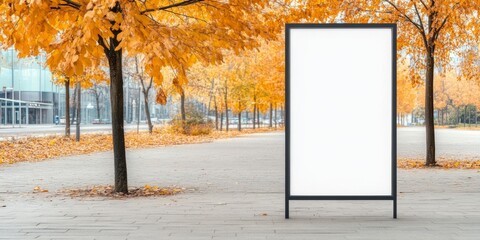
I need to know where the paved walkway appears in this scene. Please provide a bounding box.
[398,127,480,159]
[1,132,479,239]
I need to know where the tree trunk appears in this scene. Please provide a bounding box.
[65,78,70,137]
[99,10,128,193]
[220,112,223,131]
[214,100,218,130]
[143,90,153,133]
[253,104,256,129]
[464,105,467,127]
[208,79,214,120]
[442,108,446,125]
[225,107,229,132]
[225,92,229,132]
[238,111,241,131]
[456,107,460,125]
[445,105,449,125]
[269,102,273,128]
[443,109,446,125]
[425,50,436,166]
[72,84,77,124]
[475,107,478,127]
[180,89,186,121]
[257,106,260,128]
[135,55,154,133]
[95,92,101,120]
[274,104,277,129]
[75,82,81,142]
[437,110,440,125]
[468,106,472,127]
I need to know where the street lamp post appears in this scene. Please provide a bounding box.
[2,86,6,125]
[3,87,15,127]
[11,88,14,128]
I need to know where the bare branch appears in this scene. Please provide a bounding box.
[412,1,425,32]
[140,0,204,14]
[383,0,423,32]
[433,16,449,41]
[60,0,81,9]
[418,0,428,10]
[162,9,208,23]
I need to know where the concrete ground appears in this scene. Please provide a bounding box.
[397,127,480,159]
[2,125,480,160]
[1,132,479,239]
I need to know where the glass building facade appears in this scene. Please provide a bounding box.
[0,48,175,126]
[0,48,58,124]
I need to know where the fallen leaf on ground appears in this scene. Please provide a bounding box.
[60,185,186,199]
[33,186,49,193]
[398,159,480,169]
[0,127,282,166]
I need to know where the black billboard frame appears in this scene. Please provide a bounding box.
[285,23,397,219]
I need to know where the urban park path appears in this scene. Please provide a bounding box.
[1,132,479,239]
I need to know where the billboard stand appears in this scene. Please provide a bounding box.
[285,23,397,219]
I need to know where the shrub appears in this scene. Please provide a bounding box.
[170,103,213,135]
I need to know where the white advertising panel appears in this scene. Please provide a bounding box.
[287,25,396,199]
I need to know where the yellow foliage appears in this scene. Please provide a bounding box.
[0,0,280,89]
[0,127,282,166]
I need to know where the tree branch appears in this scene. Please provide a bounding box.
[97,35,109,53]
[61,0,81,9]
[412,1,425,33]
[418,0,428,10]
[162,9,208,23]
[383,0,423,32]
[411,1,429,48]
[147,77,153,91]
[433,16,449,41]
[140,0,204,14]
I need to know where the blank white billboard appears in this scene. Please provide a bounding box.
[288,26,395,197]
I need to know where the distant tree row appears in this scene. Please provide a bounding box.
[398,63,480,127]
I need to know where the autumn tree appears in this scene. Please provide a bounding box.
[185,39,285,131]
[229,61,249,131]
[0,0,278,193]
[186,64,218,121]
[446,70,479,126]
[53,69,100,137]
[397,62,417,125]
[89,82,108,121]
[255,40,284,128]
[124,55,154,133]
[433,71,454,125]
[292,0,480,166]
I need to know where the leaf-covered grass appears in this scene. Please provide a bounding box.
[434,125,480,131]
[0,126,281,165]
[398,159,480,169]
